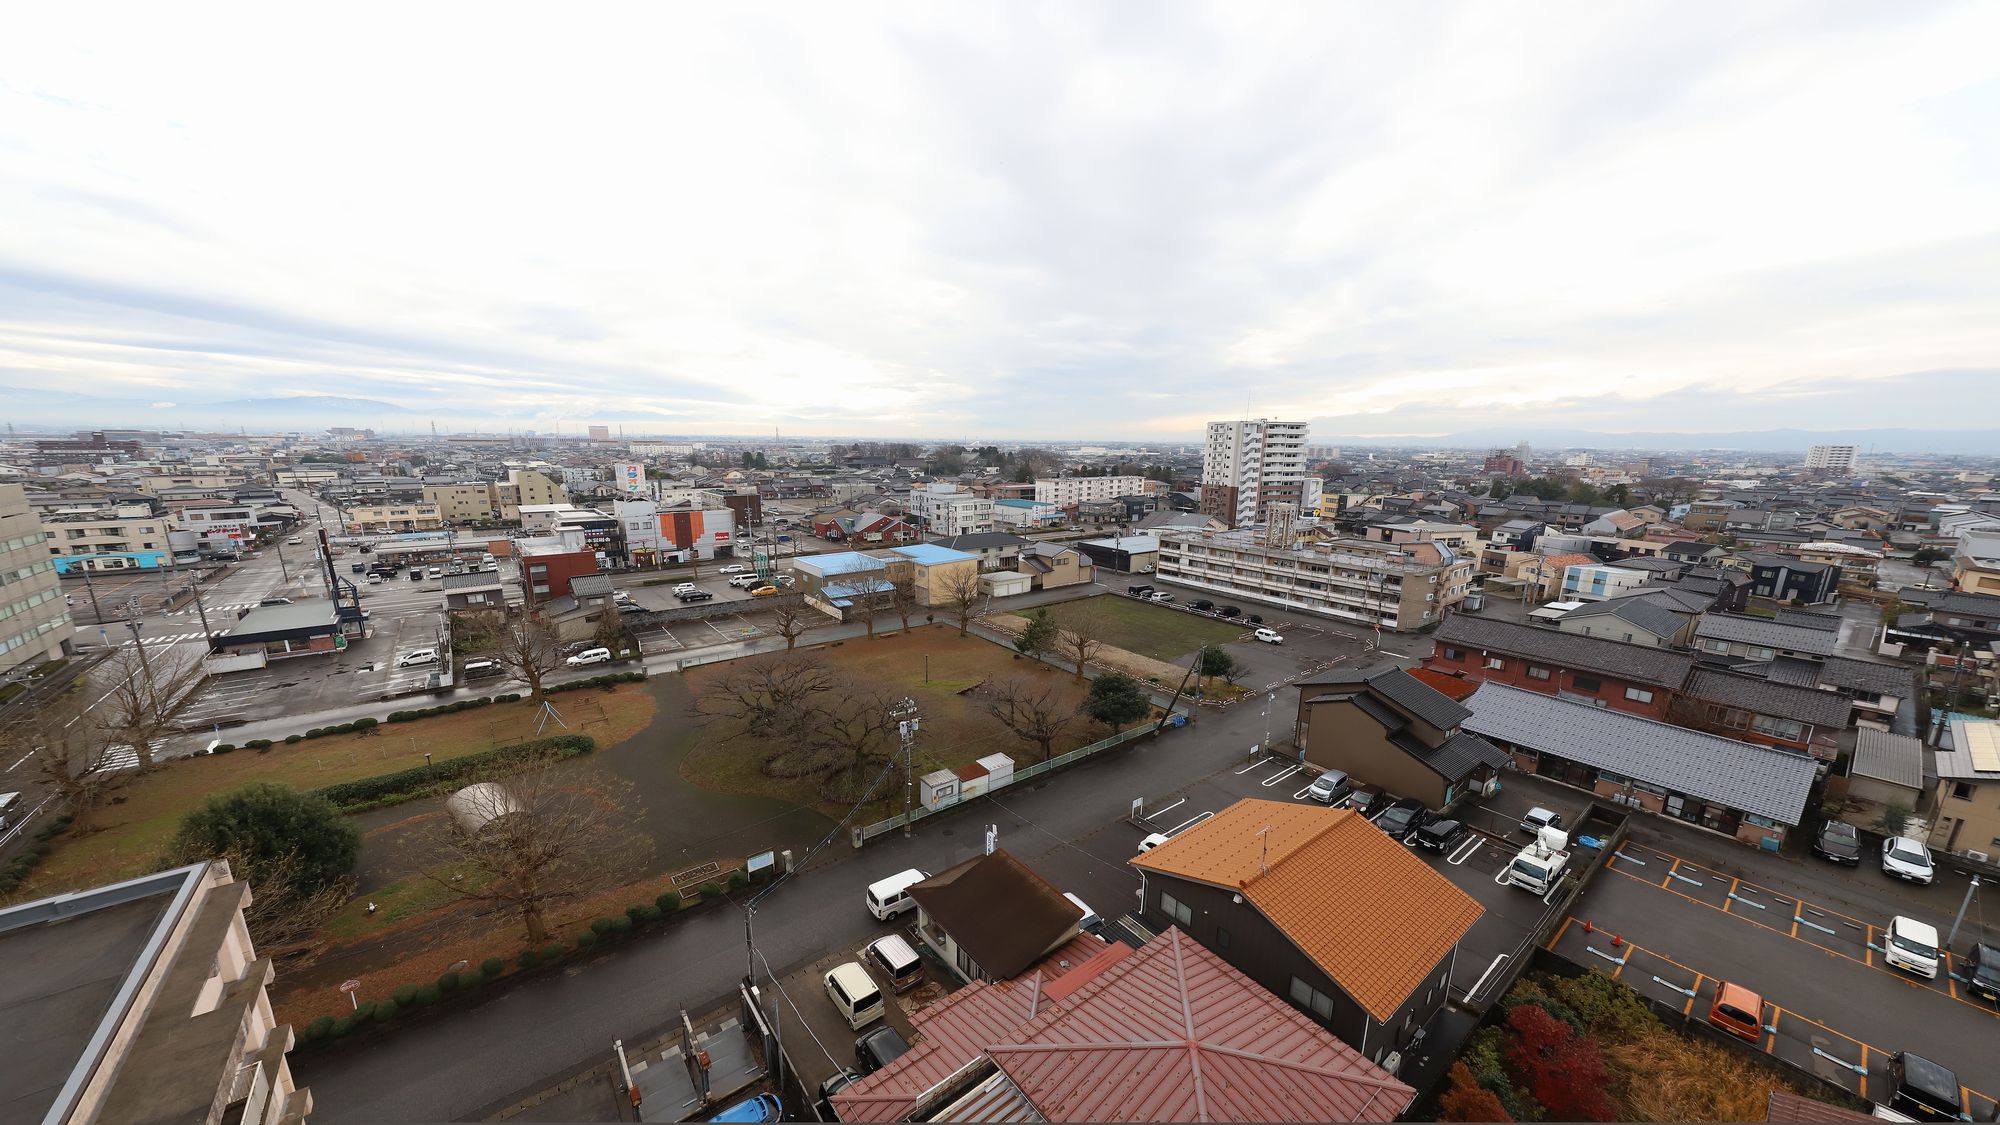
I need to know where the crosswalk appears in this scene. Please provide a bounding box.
[135,631,213,647]
[98,744,140,771]
[163,601,261,617]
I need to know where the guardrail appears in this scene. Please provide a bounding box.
[851,720,1171,845]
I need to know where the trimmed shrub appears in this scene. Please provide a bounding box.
[284,734,303,744]
[656,890,682,913]
[575,931,598,949]
[517,948,540,970]
[393,983,419,1007]
[354,717,378,730]
[210,743,236,754]
[628,903,663,925]
[480,957,505,978]
[607,915,634,936]
[415,983,442,1006]
[699,880,723,900]
[457,970,485,990]
[329,1016,355,1039]
[349,1001,375,1025]
[304,727,327,739]
[542,941,566,961]
[436,971,460,994]
[727,869,749,891]
[246,738,273,749]
[497,692,522,702]
[590,916,618,937]
[373,998,400,1022]
[308,734,596,811]
[303,1015,336,1043]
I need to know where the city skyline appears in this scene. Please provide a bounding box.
[3,4,1998,441]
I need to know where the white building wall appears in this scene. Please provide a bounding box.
[1032,476,1148,506]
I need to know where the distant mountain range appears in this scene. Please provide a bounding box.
[1322,427,2000,456]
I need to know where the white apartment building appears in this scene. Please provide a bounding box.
[344,502,444,534]
[909,485,993,536]
[42,504,174,573]
[1032,476,1149,507]
[1804,444,1857,475]
[1,484,73,676]
[1201,418,1309,527]
[1154,525,1472,631]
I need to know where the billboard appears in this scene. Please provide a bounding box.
[614,462,646,495]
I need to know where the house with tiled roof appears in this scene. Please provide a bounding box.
[1292,668,1509,810]
[1131,799,1481,1059]
[1427,614,1695,720]
[831,927,1412,1123]
[910,850,1084,984]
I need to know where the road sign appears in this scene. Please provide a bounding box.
[339,979,360,992]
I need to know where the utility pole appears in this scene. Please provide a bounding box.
[77,560,104,623]
[125,620,158,709]
[1948,875,1982,949]
[275,538,291,583]
[892,698,920,837]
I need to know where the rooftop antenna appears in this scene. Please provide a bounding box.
[1256,823,1274,875]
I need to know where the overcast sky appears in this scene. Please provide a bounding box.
[2,2,1996,441]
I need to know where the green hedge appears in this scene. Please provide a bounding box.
[308,734,596,812]
[388,697,496,723]
[548,671,646,694]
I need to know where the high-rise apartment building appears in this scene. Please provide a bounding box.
[0,484,73,677]
[587,425,611,442]
[1201,419,1308,528]
[1804,444,1857,475]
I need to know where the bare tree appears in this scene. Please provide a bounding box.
[849,577,885,639]
[984,676,1076,762]
[694,652,838,743]
[97,644,204,771]
[424,760,648,946]
[767,598,821,651]
[937,566,985,636]
[0,703,123,827]
[806,686,902,801]
[156,840,355,952]
[486,611,567,702]
[1054,602,1105,681]
[887,570,919,633]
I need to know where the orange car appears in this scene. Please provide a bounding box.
[1707,981,1765,1043]
[750,584,781,597]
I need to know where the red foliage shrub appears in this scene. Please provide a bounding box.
[1503,1003,1614,1121]
[1439,1061,1514,1122]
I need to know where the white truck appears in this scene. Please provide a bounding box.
[1507,826,1571,895]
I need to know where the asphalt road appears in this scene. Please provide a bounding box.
[294,614,1408,1122]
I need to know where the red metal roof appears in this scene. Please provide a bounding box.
[832,928,1411,1123]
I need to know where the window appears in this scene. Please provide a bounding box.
[1573,675,1601,692]
[1288,976,1335,1021]
[1483,657,1505,670]
[1159,891,1192,927]
[1706,639,1731,654]
[1527,666,1551,681]
[1750,715,1804,742]
[1955,782,1976,801]
[1748,646,1776,661]
[1624,687,1655,704]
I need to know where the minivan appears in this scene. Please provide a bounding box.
[823,961,884,1031]
[0,791,20,830]
[463,659,503,679]
[1966,942,2000,1003]
[728,573,765,588]
[1886,1051,1963,1122]
[397,648,439,668]
[866,868,929,920]
[1306,769,1352,806]
[1705,981,1764,1043]
[866,934,925,993]
[1884,915,1940,979]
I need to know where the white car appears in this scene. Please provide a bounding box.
[1881,837,1935,884]
[728,573,765,588]
[1884,915,1940,979]
[672,582,698,595]
[1253,628,1284,644]
[613,590,634,604]
[718,564,747,574]
[566,647,613,667]
[396,648,439,668]
[286,536,302,545]
[1137,832,1171,853]
[425,566,443,579]
[365,573,382,584]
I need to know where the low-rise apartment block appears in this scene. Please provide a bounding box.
[42,504,173,573]
[343,503,443,535]
[422,480,500,523]
[1033,475,1149,508]
[908,485,993,536]
[1155,527,1472,631]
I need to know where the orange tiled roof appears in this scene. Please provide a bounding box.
[1132,799,1482,1022]
[1405,666,1479,701]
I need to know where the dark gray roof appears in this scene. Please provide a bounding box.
[1297,667,1471,730]
[218,601,339,637]
[1422,731,1510,782]
[1463,683,1816,826]
[938,533,1030,551]
[442,571,502,591]
[1901,588,2000,616]
[1850,729,1923,790]
[1745,552,1833,573]
[1773,608,1842,632]
[1558,597,1686,640]
[568,573,614,597]
[1684,668,1850,728]
[1434,615,1696,688]
[1693,614,1837,656]
[1819,657,1915,698]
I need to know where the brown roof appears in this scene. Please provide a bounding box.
[834,928,1412,1123]
[1765,1090,1875,1124]
[1405,666,1480,702]
[1132,799,1482,1021]
[909,850,1082,980]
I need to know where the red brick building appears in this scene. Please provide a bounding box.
[1425,615,1691,721]
[519,544,598,607]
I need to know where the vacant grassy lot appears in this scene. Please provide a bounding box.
[1042,594,1246,663]
[682,626,1104,818]
[24,683,655,894]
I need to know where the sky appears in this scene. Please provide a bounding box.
[2,2,1997,443]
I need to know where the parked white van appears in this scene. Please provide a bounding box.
[1884,915,1940,979]
[865,868,929,921]
[823,961,884,1031]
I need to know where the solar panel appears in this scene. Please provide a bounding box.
[1966,722,2000,775]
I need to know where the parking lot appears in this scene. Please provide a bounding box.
[766,943,926,1107]
[1557,829,2000,1111]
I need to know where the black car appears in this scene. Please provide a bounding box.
[1373,798,1428,839]
[1413,818,1465,851]
[1217,606,1241,618]
[1189,599,1214,611]
[1127,584,1155,598]
[677,590,716,602]
[855,1026,910,1075]
[1812,821,1862,865]
[1967,944,2000,1003]
[1247,614,1263,625]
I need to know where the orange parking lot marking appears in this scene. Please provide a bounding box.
[1546,916,1573,950]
